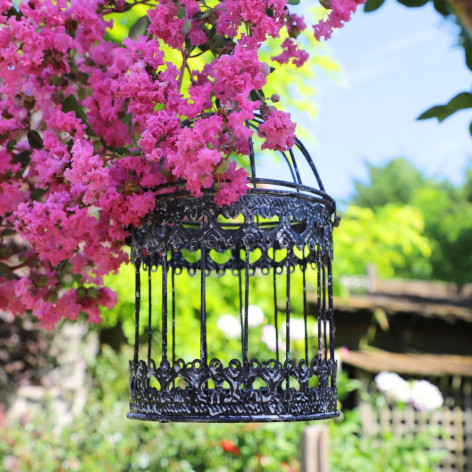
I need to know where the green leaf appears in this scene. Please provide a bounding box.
[63,94,87,123]
[417,105,450,122]
[31,188,47,201]
[1,228,16,237]
[249,89,264,102]
[13,150,32,167]
[27,130,43,149]
[6,139,17,152]
[210,33,226,51]
[417,92,472,122]
[364,0,386,13]
[448,92,472,111]
[396,0,429,7]
[129,16,150,39]
[63,94,97,137]
[465,41,472,71]
[177,6,186,18]
[114,147,129,155]
[182,19,192,35]
[122,113,134,136]
[288,0,300,4]
[0,262,11,277]
[215,159,230,175]
[469,121,472,137]
[432,0,450,15]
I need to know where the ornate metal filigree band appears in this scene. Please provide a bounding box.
[128,357,338,423]
[131,192,334,271]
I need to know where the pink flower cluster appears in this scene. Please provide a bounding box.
[0,0,360,327]
[314,0,367,41]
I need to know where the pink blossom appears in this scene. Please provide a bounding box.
[65,139,110,204]
[314,0,366,41]
[286,13,306,36]
[0,182,29,217]
[169,116,225,196]
[0,1,12,14]
[213,45,267,109]
[271,38,309,67]
[259,110,296,151]
[148,2,185,50]
[214,162,249,207]
[0,0,361,328]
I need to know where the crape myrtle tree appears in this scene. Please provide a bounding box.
[0,0,365,328]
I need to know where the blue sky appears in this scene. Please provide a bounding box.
[300,1,471,201]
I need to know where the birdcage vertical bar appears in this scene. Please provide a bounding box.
[243,248,250,364]
[147,265,152,364]
[322,257,328,360]
[316,250,323,360]
[273,251,279,362]
[161,252,168,361]
[171,253,176,367]
[302,253,309,361]
[328,258,335,361]
[238,267,244,361]
[134,261,141,363]
[285,248,291,360]
[200,246,207,364]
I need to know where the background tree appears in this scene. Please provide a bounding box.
[352,158,426,208]
[351,157,472,288]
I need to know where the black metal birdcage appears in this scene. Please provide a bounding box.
[127,118,339,423]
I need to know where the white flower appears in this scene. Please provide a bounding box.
[410,380,443,412]
[261,325,285,353]
[289,318,306,341]
[217,314,241,339]
[247,305,264,327]
[375,371,410,403]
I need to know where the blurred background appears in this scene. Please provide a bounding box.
[1,1,472,471]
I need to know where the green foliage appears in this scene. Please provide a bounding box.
[0,346,444,472]
[352,158,426,208]
[334,204,432,279]
[329,409,445,472]
[464,166,472,202]
[0,346,304,472]
[417,92,472,130]
[411,185,472,287]
[350,158,472,286]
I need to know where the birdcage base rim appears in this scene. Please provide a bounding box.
[126,411,340,423]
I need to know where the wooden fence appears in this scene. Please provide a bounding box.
[360,376,472,471]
